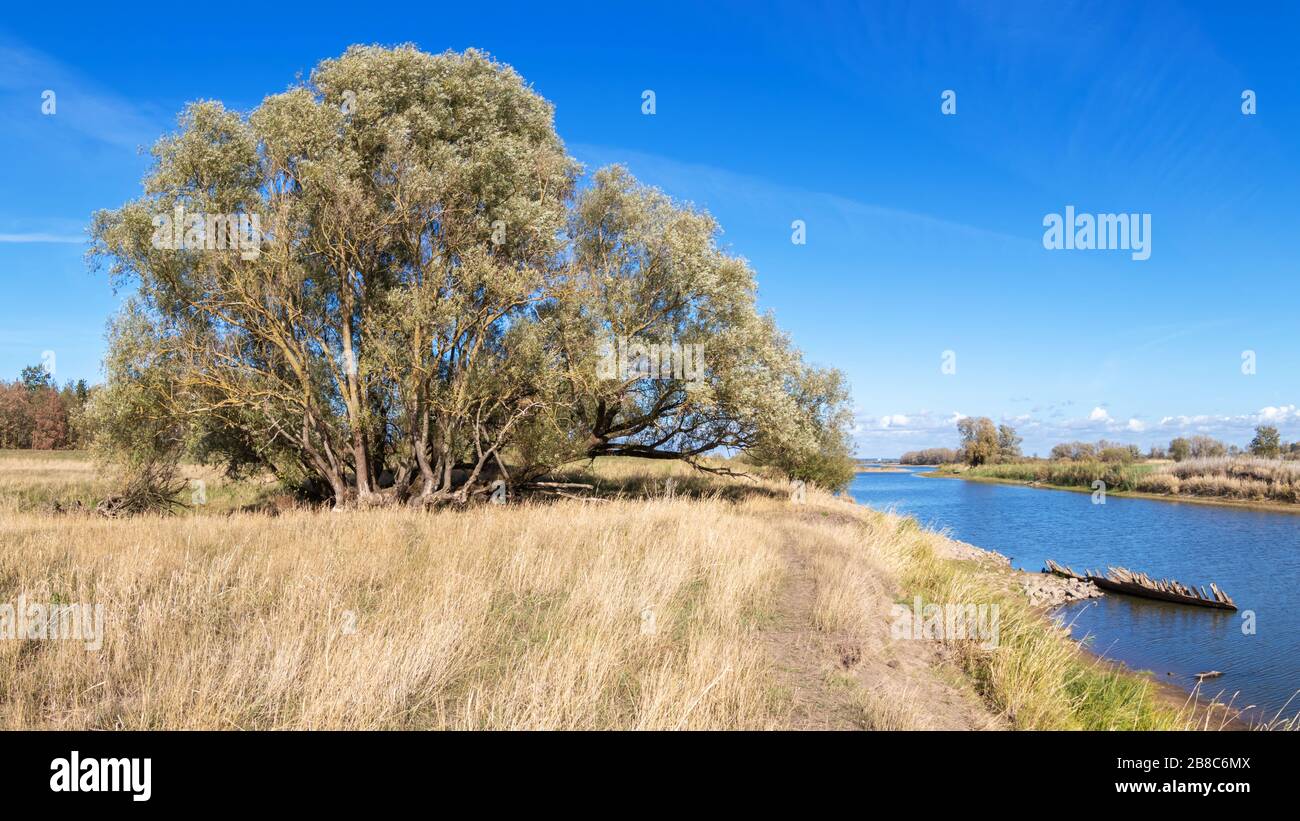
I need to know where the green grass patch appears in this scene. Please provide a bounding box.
[893,517,1185,729]
[943,461,1156,493]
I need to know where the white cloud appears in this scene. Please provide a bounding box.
[1259,405,1298,422]
[1155,406,1300,431]
[853,403,1300,458]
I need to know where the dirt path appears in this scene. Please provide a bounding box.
[761,533,863,729]
[760,516,1006,730]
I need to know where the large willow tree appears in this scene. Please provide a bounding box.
[90,45,854,507]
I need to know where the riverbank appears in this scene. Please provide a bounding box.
[888,467,1286,725]
[1076,645,1251,730]
[940,539,1253,728]
[914,531,1249,728]
[1015,568,1250,728]
[0,451,1193,730]
[923,466,1300,515]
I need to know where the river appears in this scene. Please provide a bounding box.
[849,466,1300,720]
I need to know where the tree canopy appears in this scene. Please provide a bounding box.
[957,417,1000,466]
[0,366,90,450]
[1250,425,1281,458]
[89,45,855,506]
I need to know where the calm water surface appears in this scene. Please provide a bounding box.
[850,467,1300,718]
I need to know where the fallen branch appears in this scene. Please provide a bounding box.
[528,481,596,490]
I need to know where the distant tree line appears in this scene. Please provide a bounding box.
[903,422,1300,470]
[899,447,961,465]
[1049,439,1144,463]
[0,364,93,449]
[1155,431,1290,462]
[1164,435,1228,461]
[1048,426,1297,463]
[898,417,1024,467]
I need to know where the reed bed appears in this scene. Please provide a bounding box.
[1154,457,1300,502]
[949,456,1300,505]
[950,461,1154,492]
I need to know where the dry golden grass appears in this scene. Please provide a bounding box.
[856,685,930,730]
[0,451,1195,730]
[0,449,274,515]
[0,450,103,512]
[0,498,789,729]
[1151,457,1300,502]
[803,517,901,635]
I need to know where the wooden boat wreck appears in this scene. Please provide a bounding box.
[1043,559,1237,611]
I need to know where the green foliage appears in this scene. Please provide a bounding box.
[954,455,1300,506]
[996,424,1022,462]
[83,304,189,512]
[87,45,854,505]
[957,461,1156,492]
[1250,425,1281,458]
[20,363,52,392]
[1168,437,1191,462]
[1097,446,1138,463]
[557,166,849,482]
[745,364,856,490]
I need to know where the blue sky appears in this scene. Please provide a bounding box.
[1,1,1297,456]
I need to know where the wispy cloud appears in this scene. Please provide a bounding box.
[569,142,1026,247]
[855,404,1300,457]
[0,38,166,152]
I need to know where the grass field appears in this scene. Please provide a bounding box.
[0,450,1197,730]
[0,449,280,515]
